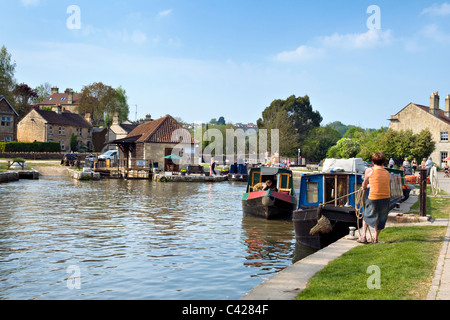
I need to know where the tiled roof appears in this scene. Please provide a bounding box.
[34,109,92,128]
[0,95,19,116]
[414,104,450,125]
[127,115,197,144]
[39,92,82,105]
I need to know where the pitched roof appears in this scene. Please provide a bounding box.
[127,115,197,144]
[413,103,450,125]
[39,92,82,105]
[34,109,92,128]
[0,95,19,117]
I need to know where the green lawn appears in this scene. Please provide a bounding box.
[296,226,447,300]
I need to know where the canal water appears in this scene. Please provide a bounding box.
[0,177,316,300]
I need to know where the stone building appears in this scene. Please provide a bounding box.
[389,91,450,167]
[0,96,19,142]
[17,108,93,152]
[38,87,81,114]
[112,114,197,171]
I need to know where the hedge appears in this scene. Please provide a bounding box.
[0,141,61,153]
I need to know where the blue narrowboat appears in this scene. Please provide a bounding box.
[293,159,405,249]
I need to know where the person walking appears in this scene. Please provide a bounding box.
[389,158,395,168]
[358,152,391,244]
[412,158,418,174]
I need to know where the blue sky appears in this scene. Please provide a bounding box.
[1,0,450,128]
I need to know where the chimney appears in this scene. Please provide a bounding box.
[144,114,153,123]
[113,112,120,125]
[430,91,440,116]
[66,89,74,104]
[445,94,450,118]
[51,87,59,95]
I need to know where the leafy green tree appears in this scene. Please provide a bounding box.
[33,82,53,104]
[13,83,38,119]
[302,126,342,162]
[79,82,129,124]
[0,45,17,103]
[327,138,361,159]
[257,95,322,157]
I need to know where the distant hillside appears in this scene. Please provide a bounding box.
[326,121,383,136]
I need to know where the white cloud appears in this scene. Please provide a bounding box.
[421,3,450,16]
[20,0,41,7]
[275,45,325,62]
[421,24,450,44]
[318,29,393,49]
[158,9,173,17]
[275,29,393,63]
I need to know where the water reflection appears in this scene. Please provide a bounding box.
[0,177,315,300]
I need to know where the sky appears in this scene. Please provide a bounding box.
[1,0,450,129]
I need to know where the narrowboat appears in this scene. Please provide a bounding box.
[242,167,297,219]
[293,158,405,249]
[228,163,249,182]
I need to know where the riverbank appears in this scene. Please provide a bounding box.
[242,172,450,300]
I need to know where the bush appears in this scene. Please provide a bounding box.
[0,141,61,153]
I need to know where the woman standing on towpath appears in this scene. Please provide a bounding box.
[358,152,391,244]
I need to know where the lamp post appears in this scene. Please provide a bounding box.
[298,148,301,166]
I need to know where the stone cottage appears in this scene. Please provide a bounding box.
[17,107,93,152]
[0,96,19,142]
[389,91,450,167]
[112,114,197,171]
[38,87,82,114]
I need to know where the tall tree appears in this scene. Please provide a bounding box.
[257,94,322,157]
[0,45,17,103]
[302,126,342,162]
[33,82,53,104]
[13,83,38,119]
[79,82,121,124]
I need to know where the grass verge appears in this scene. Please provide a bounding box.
[296,226,447,300]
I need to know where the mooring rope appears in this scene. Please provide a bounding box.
[318,187,372,240]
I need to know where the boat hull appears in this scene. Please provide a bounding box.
[293,207,362,249]
[242,191,296,220]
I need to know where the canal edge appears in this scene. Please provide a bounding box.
[240,237,363,300]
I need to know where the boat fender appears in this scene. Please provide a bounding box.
[262,194,276,207]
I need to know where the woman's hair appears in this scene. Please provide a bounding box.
[372,152,387,166]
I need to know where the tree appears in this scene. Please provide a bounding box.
[0,45,17,103]
[302,126,342,162]
[257,94,322,157]
[327,138,361,159]
[79,82,127,124]
[33,82,53,104]
[13,83,38,119]
[217,116,226,126]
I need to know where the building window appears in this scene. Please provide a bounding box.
[441,132,449,142]
[61,141,66,151]
[49,125,53,135]
[5,136,11,142]
[442,152,449,164]
[77,128,83,137]
[87,129,91,138]
[59,127,65,135]
[1,116,11,127]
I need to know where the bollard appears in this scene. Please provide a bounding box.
[420,168,427,217]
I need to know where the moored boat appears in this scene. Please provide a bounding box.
[293,158,405,249]
[242,167,297,219]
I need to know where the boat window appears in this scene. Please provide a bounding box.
[324,175,349,207]
[307,182,319,203]
[251,172,260,186]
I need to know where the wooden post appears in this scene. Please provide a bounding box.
[420,168,427,217]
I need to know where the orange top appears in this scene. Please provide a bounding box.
[365,166,390,200]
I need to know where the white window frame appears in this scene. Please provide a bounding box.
[1,116,11,127]
[59,127,66,136]
[441,132,449,142]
